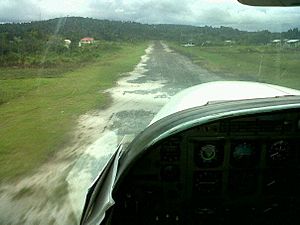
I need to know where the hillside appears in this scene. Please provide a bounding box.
[0,17,299,68]
[1,16,299,44]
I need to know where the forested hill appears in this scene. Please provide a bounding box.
[1,16,300,45]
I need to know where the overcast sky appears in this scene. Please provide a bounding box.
[0,0,299,31]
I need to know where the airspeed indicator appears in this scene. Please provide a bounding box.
[200,145,216,161]
[194,142,224,168]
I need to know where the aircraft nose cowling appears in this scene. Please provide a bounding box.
[150,81,300,125]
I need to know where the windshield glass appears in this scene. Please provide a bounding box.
[0,0,299,224]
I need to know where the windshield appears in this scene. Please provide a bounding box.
[0,0,299,224]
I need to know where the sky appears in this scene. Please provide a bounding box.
[0,0,299,32]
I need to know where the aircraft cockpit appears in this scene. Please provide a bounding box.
[80,81,300,225]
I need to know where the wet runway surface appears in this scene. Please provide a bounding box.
[66,41,223,221]
[107,41,223,137]
[0,41,225,225]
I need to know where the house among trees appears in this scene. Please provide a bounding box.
[272,39,281,43]
[285,39,300,47]
[271,39,281,46]
[182,42,195,47]
[79,37,95,47]
[64,39,71,48]
[224,40,235,45]
[270,39,300,48]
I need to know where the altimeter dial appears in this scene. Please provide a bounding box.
[268,140,289,163]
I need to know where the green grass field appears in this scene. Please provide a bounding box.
[169,43,300,90]
[0,42,147,181]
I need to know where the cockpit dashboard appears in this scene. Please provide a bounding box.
[80,83,300,225]
[110,108,300,225]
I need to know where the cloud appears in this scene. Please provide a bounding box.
[0,0,299,31]
[0,0,41,22]
[87,0,192,24]
[187,1,300,31]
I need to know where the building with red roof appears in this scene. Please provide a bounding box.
[79,37,95,47]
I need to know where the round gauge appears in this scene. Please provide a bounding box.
[194,143,223,168]
[200,145,216,161]
[233,143,253,159]
[231,142,258,167]
[268,140,289,163]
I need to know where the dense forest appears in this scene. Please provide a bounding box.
[0,16,299,67]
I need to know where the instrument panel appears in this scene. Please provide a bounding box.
[110,109,300,225]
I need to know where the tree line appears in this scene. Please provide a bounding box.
[0,16,299,67]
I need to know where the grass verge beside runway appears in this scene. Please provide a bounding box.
[0,42,147,181]
[169,43,300,90]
